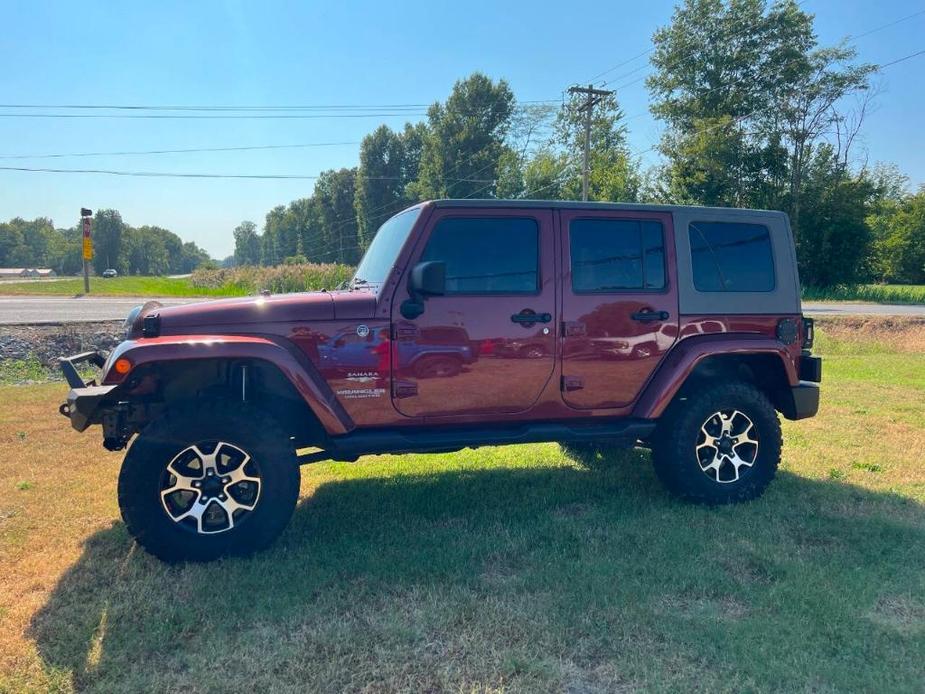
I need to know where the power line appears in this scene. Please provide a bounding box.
[852,9,925,41]
[0,141,362,160]
[878,48,925,69]
[585,48,654,85]
[0,111,429,120]
[0,99,560,113]
[0,103,429,111]
[0,165,493,183]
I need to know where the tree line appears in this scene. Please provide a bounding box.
[233,0,924,287]
[0,210,211,276]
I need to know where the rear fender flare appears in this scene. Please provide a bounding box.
[104,335,352,435]
[633,334,797,419]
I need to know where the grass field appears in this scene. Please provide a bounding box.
[803,283,925,304]
[1,321,924,692]
[0,276,230,298]
[0,264,353,299]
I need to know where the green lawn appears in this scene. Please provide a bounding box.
[803,283,925,304]
[0,276,231,297]
[1,324,923,692]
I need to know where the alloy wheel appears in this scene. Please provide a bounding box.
[159,441,262,534]
[695,410,760,484]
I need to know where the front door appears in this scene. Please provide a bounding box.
[391,208,556,418]
[559,209,679,409]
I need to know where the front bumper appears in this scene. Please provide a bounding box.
[58,351,117,432]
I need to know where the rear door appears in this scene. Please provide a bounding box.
[391,207,556,418]
[559,208,678,409]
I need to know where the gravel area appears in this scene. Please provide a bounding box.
[1,321,123,369]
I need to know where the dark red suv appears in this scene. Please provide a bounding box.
[59,200,821,562]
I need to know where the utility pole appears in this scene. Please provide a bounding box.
[568,84,614,201]
[80,208,93,294]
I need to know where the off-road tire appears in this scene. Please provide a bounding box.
[651,381,781,504]
[118,401,300,562]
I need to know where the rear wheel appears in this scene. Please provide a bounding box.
[651,381,781,504]
[118,401,300,562]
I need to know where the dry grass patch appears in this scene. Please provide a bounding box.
[814,315,925,353]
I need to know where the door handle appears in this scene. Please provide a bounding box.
[511,311,552,324]
[630,310,669,322]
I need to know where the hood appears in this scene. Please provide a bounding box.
[135,289,379,335]
[150,292,335,333]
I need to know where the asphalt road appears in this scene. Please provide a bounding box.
[800,301,925,317]
[0,296,203,324]
[0,295,923,325]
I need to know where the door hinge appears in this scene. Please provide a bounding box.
[561,375,584,392]
[393,380,418,398]
[562,321,586,337]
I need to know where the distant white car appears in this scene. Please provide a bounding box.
[102,269,118,278]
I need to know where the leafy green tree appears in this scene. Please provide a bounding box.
[355,125,410,247]
[180,241,211,273]
[233,221,261,266]
[869,187,925,284]
[647,0,870,223]
[411,73,515,199]
[796,147,875,286]
[288,197,322,262]
[91,209,127,274]
[523,151,572,199]
[315,168,359,264]
[0,221,23,265]
[124,226,170,275]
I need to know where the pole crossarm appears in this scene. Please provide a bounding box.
[568,84,615,201]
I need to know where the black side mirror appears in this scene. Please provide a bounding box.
[401,261,445,319]
[409,261,445,297]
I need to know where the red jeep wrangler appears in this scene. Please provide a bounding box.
[59,200,821,562]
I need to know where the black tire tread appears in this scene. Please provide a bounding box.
[117,400,300,563]
[651,381,781,504]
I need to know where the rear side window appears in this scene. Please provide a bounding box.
[421,217,538,294]
[570,219,666,292]
[689,221,775,292]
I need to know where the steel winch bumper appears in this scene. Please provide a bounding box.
[58,351,118,433]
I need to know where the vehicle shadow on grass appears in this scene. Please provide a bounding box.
[28,453,925,692]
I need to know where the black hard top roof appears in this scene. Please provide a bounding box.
[429,198,787,217]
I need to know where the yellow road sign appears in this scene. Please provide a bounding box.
[82,237,93,261]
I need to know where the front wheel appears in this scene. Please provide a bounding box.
[651,381,781,504]
[118,401,300,562]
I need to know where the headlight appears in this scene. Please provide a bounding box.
[123,305,143,338]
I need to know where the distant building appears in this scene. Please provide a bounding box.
[0,267,57,278]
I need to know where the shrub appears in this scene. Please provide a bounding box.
[189,263,354,296]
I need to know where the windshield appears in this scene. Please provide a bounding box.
[351,207,422,288]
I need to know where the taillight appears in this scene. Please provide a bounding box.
[802,316,815,350]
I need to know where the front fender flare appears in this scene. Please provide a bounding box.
[633,334,798,420]
[104,334,353,435]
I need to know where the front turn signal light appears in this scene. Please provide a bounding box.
[113,358,133,376]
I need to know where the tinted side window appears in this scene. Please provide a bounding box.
[689,222,775,292]
[570,219,666,292]
[421,217,539,294]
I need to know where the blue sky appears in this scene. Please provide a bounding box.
[2,0,922,258]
